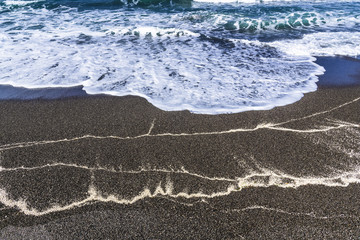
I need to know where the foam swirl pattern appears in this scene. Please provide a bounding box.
[1,1,360,113]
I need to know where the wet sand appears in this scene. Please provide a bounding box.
[0,58,360,239]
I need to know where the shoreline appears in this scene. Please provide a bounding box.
[1,57,360,238]
[1,56,359,114]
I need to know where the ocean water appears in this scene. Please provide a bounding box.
[0,0,360,113]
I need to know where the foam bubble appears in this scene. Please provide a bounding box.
[3,0,42,5]
[1,164,360,215]
[0,7,324,114]
[0,28,321,114]
[270,32,360,57]
[1,5,359,114]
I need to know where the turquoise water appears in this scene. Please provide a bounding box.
[0,0,360,113]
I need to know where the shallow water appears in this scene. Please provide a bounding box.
[0,0,360,113]
[316,57,360,87]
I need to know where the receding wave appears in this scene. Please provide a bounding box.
[0,1,359,113]
[0,21,322,113]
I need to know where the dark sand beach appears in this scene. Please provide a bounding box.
[0,57,360,239]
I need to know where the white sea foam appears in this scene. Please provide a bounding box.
[0,7,325,114]
[270,32,360,57]
[3,0,42,5]
[1,164,360,215]
[0,6,359,113]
